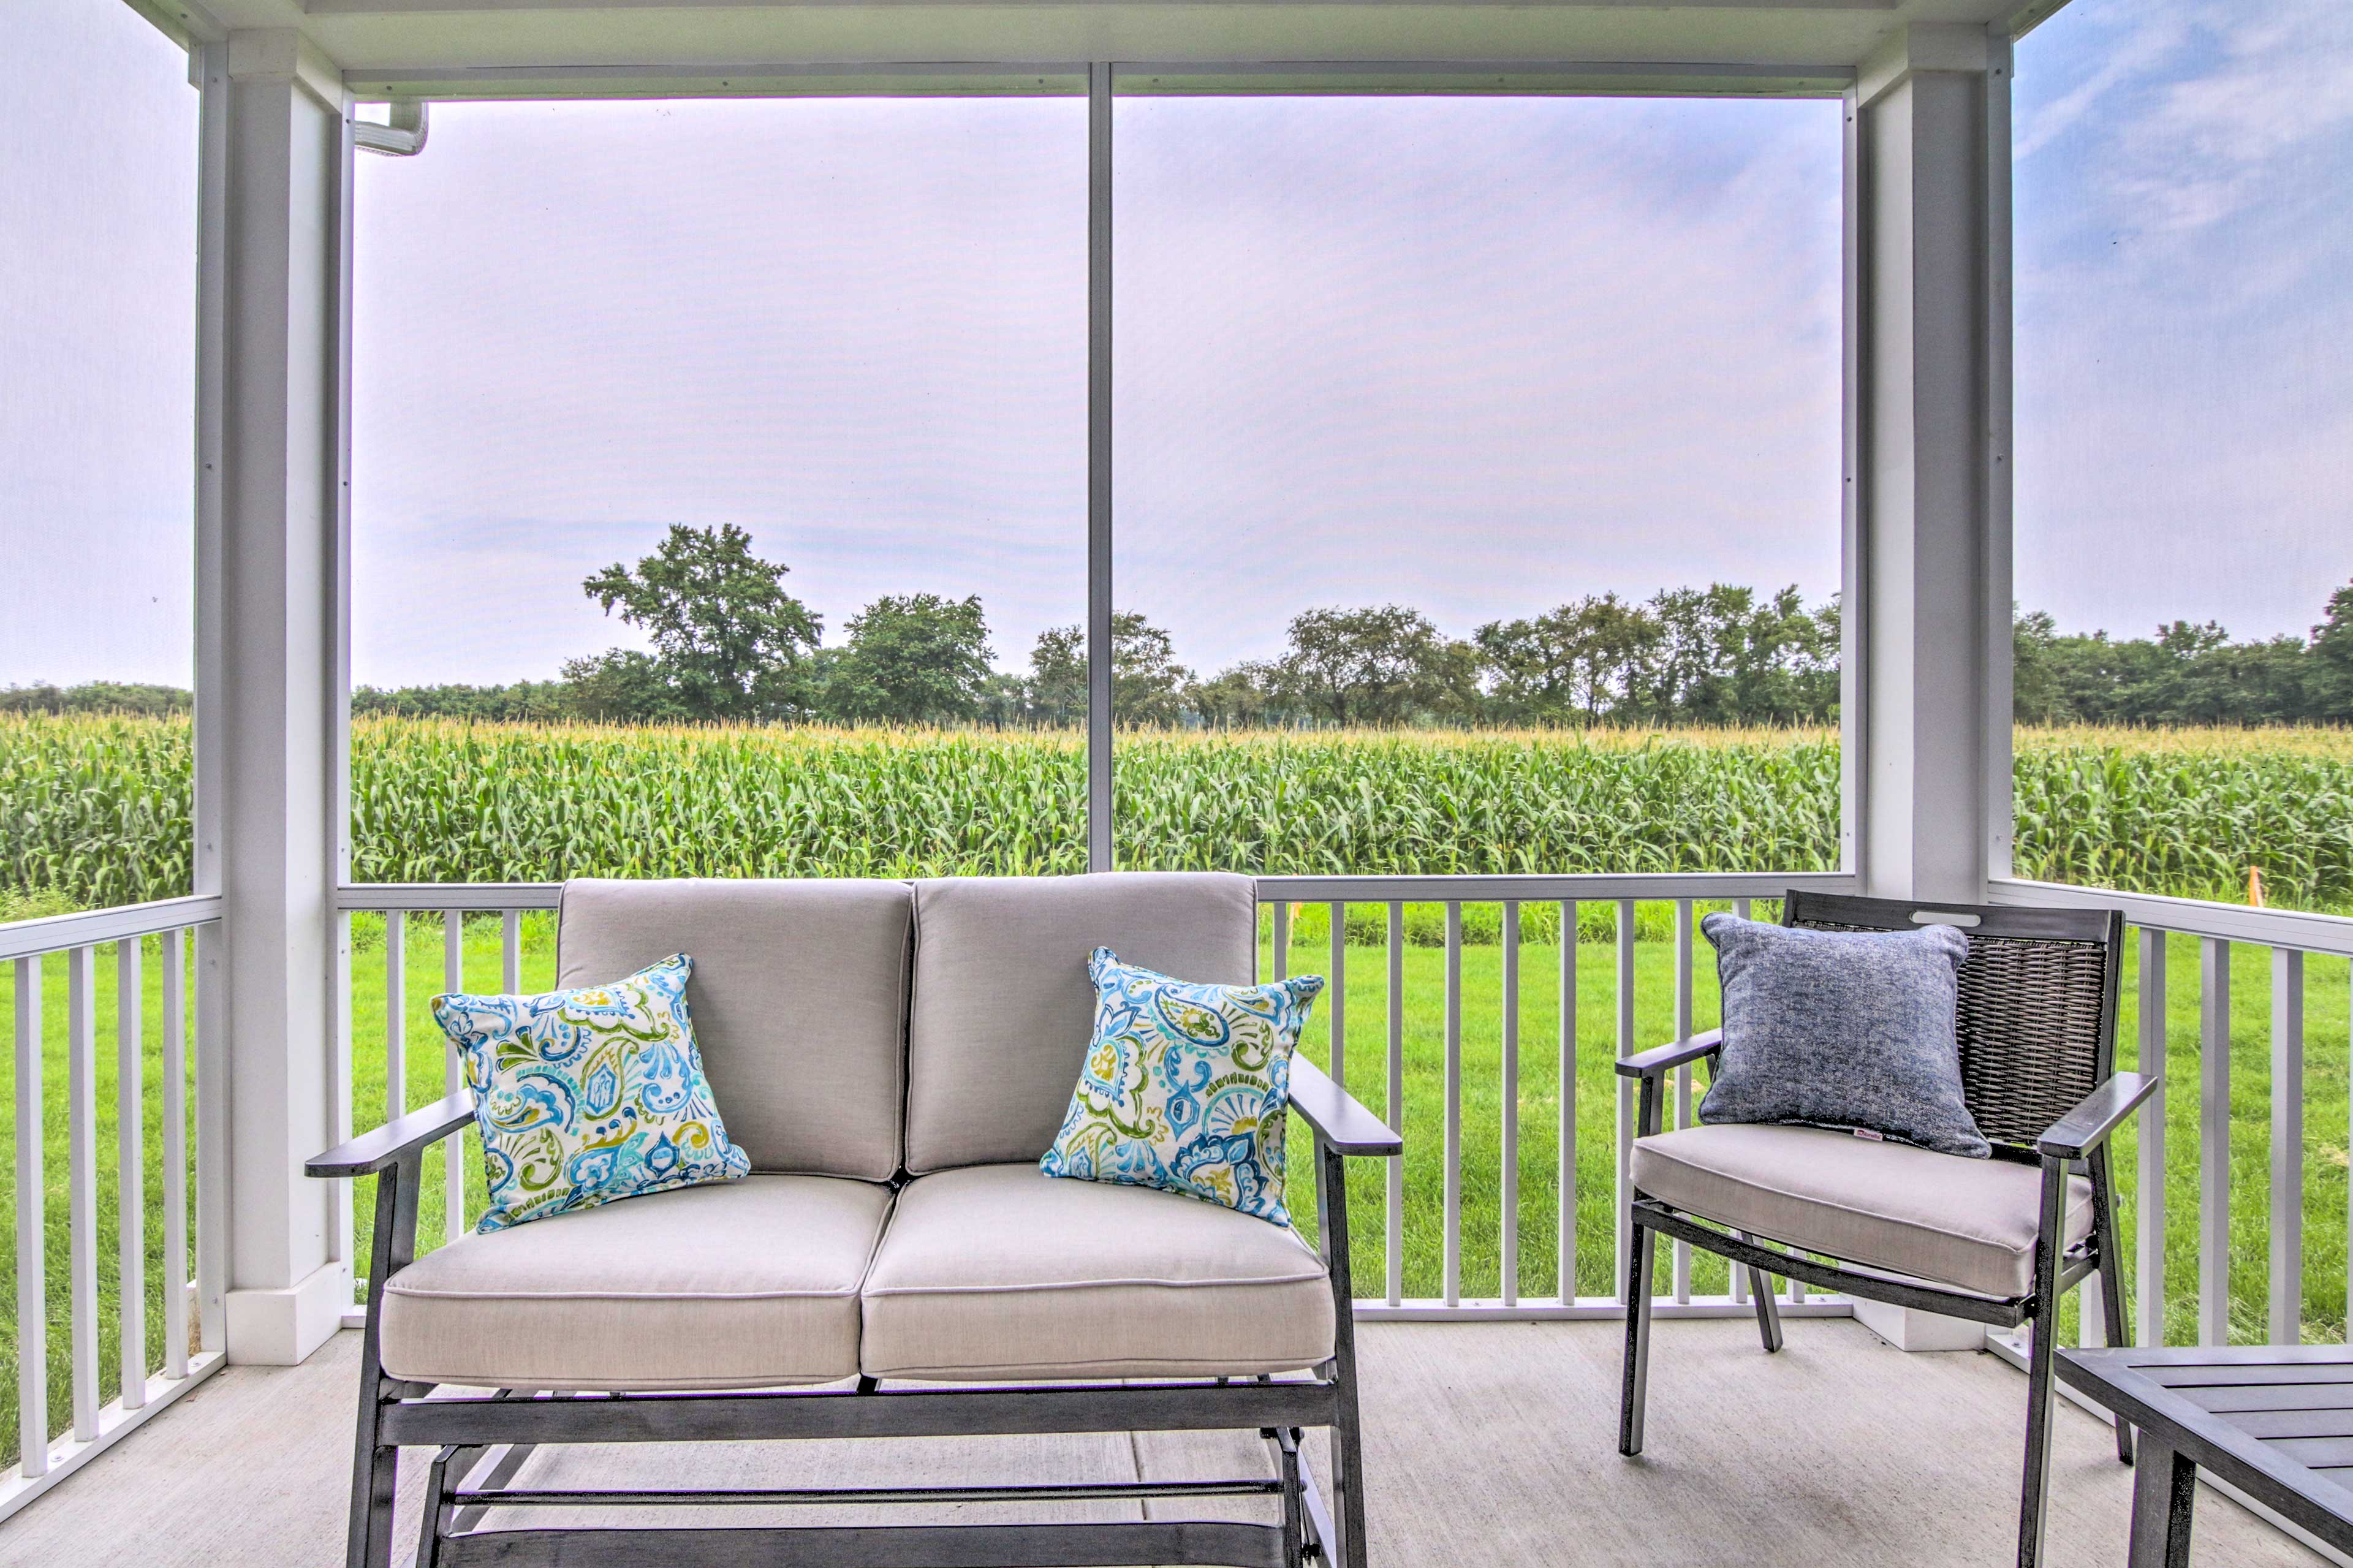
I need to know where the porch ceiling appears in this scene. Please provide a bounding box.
[143,0,2052,94]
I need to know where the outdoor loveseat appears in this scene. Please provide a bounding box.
[308,872,1400,1568]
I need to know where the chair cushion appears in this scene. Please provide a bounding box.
[1629,1123,2094,1300]
[379,1175,891,1390]
[905,873,1257,1172]
[558,877,912,1181]
[859,1164,1335,1380]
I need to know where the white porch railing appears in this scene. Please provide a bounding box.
[0,896,227,1525]
[332,873,1864,1324]
[1990,879,2353,1354]
[329,873,2353,1350]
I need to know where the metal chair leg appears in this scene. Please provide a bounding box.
[349,1157,420,1568]
[2018,1171,2069,1568]
[1619,1219,1659,1456]
[2091,1151,2135,1464]
[414,1447,457,1568]
[1734,1233,1784,1353]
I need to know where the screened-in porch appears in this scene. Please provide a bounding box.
[5,0,2352,1563]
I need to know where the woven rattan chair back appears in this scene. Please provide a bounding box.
[1779,891,2125,1152]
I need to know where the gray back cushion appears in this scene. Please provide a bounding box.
[906,873,1257,1173]
[1698,913,1990,1159]
[557,878,912,1181]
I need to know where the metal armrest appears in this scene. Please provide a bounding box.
[1615,1029,1724,1080]
[2036,1072,2160,1162]
[1291,1056,1402,1157]
[306,1091,476,1178]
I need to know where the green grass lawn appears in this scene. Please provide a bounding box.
[3,911,2347,1456]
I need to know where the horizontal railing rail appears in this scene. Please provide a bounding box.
[1991,877,2353,958]
[0,896,225,963]
[1,901,225,1526]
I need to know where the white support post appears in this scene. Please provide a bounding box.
[1847,22,2008,1354]
[1856,23,2001,910]
[212,28,354,1365]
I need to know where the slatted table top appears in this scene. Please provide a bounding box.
[2058,1344,2353,1553]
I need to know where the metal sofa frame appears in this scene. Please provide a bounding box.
[309,1055,1401,1568]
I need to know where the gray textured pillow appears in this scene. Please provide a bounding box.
[1697,914,1989,1159]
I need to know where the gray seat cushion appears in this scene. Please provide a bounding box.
[558,877,912,1181]
[905,873,1256,1172]
[1630,1123,2094,1300]
[380,1175,890,1390]
[860,1164,1335,1380]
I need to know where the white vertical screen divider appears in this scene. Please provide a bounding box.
[1384,902,1404,1308]
[502,909,523,994]
[2270,947,2305,1345]
[116,939,146,1412]
[1327,902,1346,1091]
[1558,900,1577,1305]
[66,947,99,1442]
[14,955,46,1477]
[1671,900,1693,1304]
[1729,896,1752,1304]
[384,909,406,1120]
[2136,927,2167,1347]
[1613,900,1635,1303]
[2199,937,2232,1347]
[1441,903,1463,1308]
[1499,901,1520,1307]
[162,930,189,1382]
[444,910,465,1241]
[1271,901,1288,983]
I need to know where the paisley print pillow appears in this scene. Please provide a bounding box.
[1039,948,1325,1226]
[430,953,751,1232]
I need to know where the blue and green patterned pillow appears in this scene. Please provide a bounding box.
[430,954,751,1232]
[1040,948,1325,1226]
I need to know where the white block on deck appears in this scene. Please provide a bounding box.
[1851,1296,1988,1352]
[226,1258,352,1366]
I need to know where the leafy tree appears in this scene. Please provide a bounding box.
[558,650,688,724]
[1188,663,1278,729]
[1109,613,1194,726]
[826,593,995,724]
[581,524,821,721]
[350,681,572,722]
[1022,613,1194,727]
[0,681,192,718]
[1026,624,1086,726]
[1476,595,1659,725]
[1473,607,1591,723]
[1269,605,1459,726]
[2313,581,2353,719]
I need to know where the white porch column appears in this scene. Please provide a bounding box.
[1851,24,2012,1352]
[209,29,352,1365]
[1857,23,2009,909]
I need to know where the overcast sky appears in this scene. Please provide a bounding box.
[4,0,2349,689]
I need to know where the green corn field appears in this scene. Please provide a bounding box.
[4,713,2349,914]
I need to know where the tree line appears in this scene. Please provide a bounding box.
[7,525,2349,729]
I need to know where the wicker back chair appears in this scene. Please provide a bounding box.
[1618,889,2148,1568]
[1782,890,2123,1154]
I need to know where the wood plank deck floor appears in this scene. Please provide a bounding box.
[0,1319,2324,1566]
